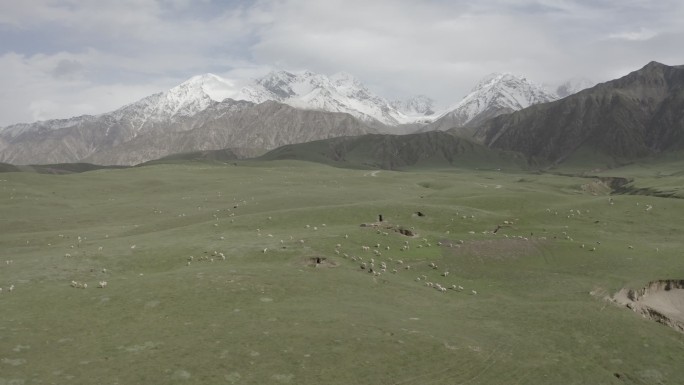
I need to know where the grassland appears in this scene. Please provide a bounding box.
[1,159,683,384]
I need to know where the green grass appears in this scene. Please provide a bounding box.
[1,159,683,384]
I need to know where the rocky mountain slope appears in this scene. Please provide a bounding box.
[426,73,558,133]
[0,70,432,165]
[0,98,376,165]
[471,61,684,165]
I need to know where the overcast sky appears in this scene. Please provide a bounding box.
[1,0,683,126]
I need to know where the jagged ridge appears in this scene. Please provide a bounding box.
[471,61,684,165]
[426,73,557,133]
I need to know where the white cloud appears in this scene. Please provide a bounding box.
[0,51,170,125]
[608,28,658,41]
[0,0,683,126]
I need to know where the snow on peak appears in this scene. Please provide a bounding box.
[330,71,364,88]
[234,69,432,125]
[438,72,558,126]
[391,95,436,117]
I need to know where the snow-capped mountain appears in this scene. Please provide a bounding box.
[114,69,435,129]
[556,78,595,98]
[0,73,236,140]
[426,73,558,132]
[0,96,377,165]
[235,70,431,126]
[390,95,437,120]
[0,69,555,165]
[0,70,402,165]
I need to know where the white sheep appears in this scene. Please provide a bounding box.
[471,290,477,295]
[8,284,14,293]
[98,281,107,288]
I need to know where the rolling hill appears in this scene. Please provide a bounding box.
[258,131,526,170]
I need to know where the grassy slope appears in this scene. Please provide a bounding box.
[1,160,683,384]
[258,132,527,171]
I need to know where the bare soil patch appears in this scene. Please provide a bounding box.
[612,280,684,333]
[301,256,339,268]
[360,222,416,237]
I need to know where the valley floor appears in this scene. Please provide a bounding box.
[1,160,683,384]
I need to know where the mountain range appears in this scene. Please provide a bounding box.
[425,73,558,133]
[2,63,651,167]
[470,61,684,165]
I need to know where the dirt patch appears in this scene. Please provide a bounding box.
[441,238,541,261]
[580,179,612,195]
[612,280,684,333]
[302,256,338,268]
[360,222,416,237]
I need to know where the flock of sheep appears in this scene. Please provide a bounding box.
[1,188,653,301]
